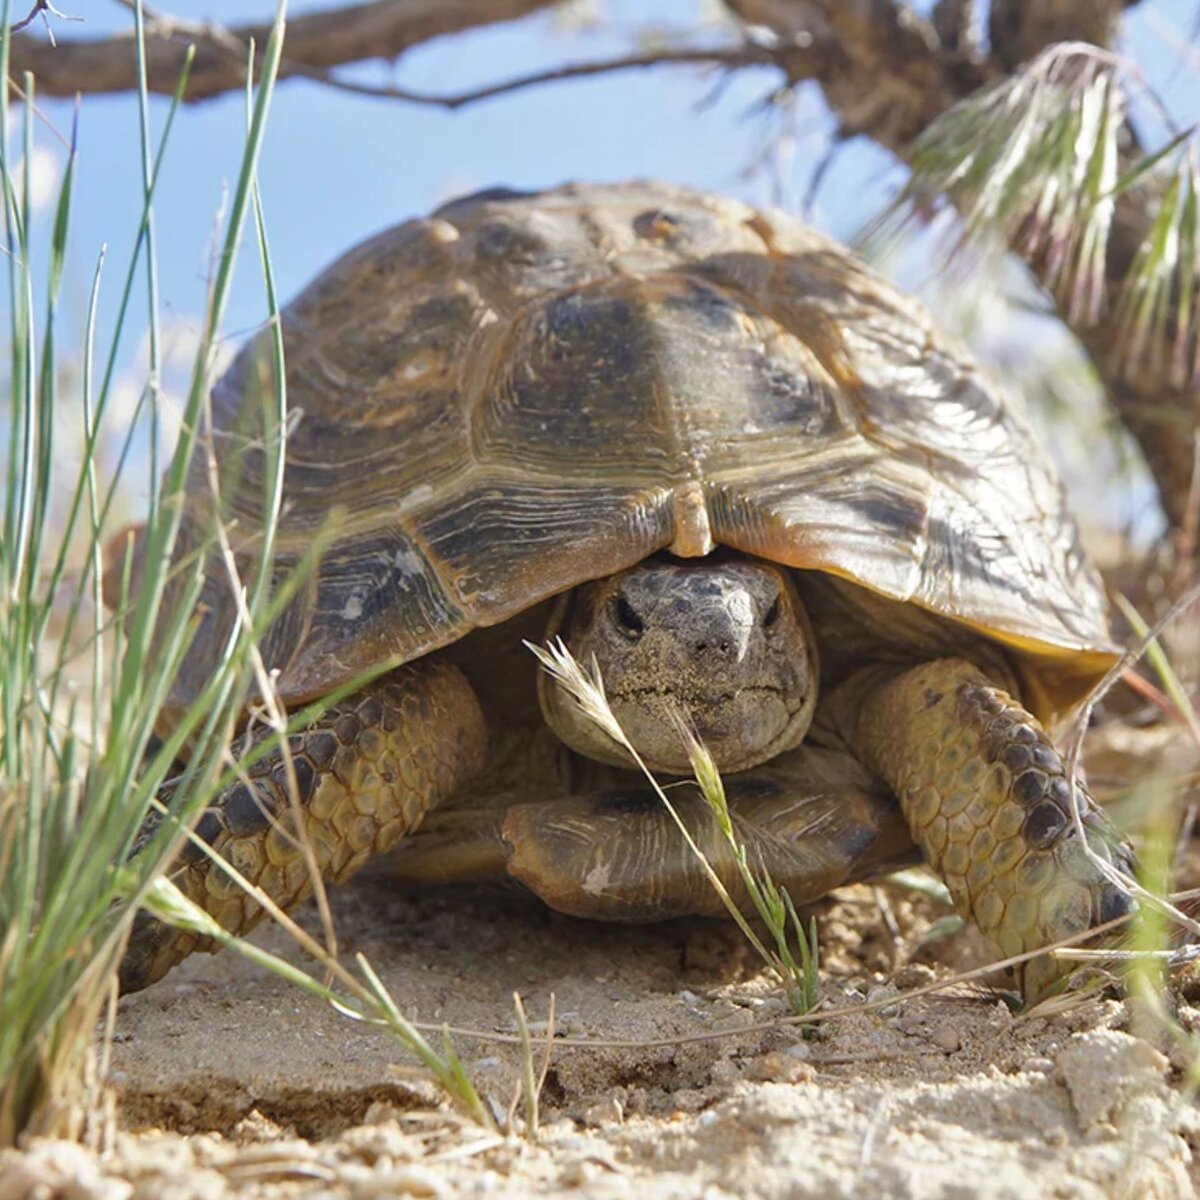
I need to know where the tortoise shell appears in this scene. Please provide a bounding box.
[168,182,1115,723]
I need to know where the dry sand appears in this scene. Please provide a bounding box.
[3,869,1198,1200]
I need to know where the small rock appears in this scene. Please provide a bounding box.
[1056,1029,1169,1131]
[748,1050,816,1083]
[349,1164,448,1199]
[558,1159,603,1189]
[866,984,900,1017]
[341,1122,422,1165]
[1021,1056,1054,1075]
[229,1110,286,1144]
[931,1025,961,1053]
[894,963,936,989]
[581,1095,624,1128]
[748,1053,794,1082]
[710,1059,742,1086]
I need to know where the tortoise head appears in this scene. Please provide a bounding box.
[538,556,819,775]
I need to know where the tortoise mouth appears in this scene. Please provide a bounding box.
[606,685,807,774]
[612,683,793,706]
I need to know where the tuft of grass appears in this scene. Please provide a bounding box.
[509,990,555,1141]
[528,637,822,1015]
[0,0,290,1145]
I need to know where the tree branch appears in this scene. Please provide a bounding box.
[988,0,1127,69]
[280,43,783,109]
[6,0,561,102]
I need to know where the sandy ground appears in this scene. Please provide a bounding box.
[4,864,1199,1200]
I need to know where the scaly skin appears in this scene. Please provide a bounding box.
[119,659,487,993]
[501,771,914,921]
[843,658,1135,1002]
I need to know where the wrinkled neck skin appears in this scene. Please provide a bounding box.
[537,556,818,775]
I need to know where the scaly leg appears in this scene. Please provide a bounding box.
[120,659,487,992]
[496,748,915,921]
[835,658,1134,1002]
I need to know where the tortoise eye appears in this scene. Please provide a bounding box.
[763,596,781,628]
[612,593,645,639]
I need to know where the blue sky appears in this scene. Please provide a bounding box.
[13,0,1200,534]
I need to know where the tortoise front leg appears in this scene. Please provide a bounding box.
[835,658,1134,1002]
[496,749,916,921]
[120,658,487,992]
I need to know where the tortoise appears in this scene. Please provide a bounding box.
[119,181,1134,1001]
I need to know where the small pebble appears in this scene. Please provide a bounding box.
[349,1164,447,1199]
[340,1123,421,1165]
[931,1025,961,1053]
[559,1160,603,1189]
[866,984,900,1017]
[581,1095,624,1128]
[1022,1056,1055,1075]
[894,963,936,989]
[710,1059,742,1086]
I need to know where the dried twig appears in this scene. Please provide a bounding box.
[10,0,81,44]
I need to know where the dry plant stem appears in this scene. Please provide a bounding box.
[508,992,555,1140]
[1113,593,1200,749]
[10,0,80,40]
[1063,578,1200,937]
[1055,946,1200,961]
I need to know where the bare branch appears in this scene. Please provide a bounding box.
[931,0,978,54]
[989,0,1128,69]
[292,43,782,109]
[727,0,994,145]
[6,0,561,102]
[11,1,82,45]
